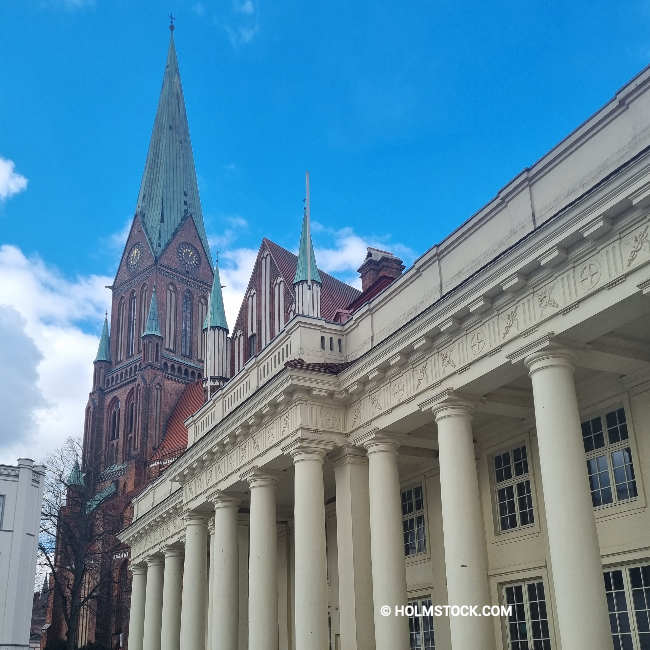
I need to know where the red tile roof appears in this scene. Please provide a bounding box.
[149,381,205,463]
[264,239,361,320]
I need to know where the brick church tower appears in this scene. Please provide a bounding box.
[44,28,214,650]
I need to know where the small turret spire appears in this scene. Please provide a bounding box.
[204,259,229,331]
[95,314,111,362]
[142,285,162,337]
[67,458,84,487]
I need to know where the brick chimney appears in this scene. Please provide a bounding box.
[357,247,405,292]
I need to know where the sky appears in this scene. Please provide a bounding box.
[1,0,650,464]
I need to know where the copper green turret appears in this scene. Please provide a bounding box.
[94,315,111,362]
[293,212,321,285]
[142,285,162,337]
[134,31,212,264]
[204,260,229,331]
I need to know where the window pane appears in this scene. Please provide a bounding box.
[506,585,528,650]
[414,486,424,512]
[517,480,535,526]
[495,452,513,483]
[421,599,435,650]
[402,489,414,516]
[498,486,517,531]
[403,518,416,556]
[416,515,427,554]
[527,582,551,650]
[513,445,529,477]
[409,599,435,650]
[604,570,634,650]
[409,603,422,650]
[587,456,613,507]
[582,416,605,453]
[611,448,637,502]
[630,565,650,648]
[606,408,629,444]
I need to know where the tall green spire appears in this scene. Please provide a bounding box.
[204,261,229,331]
[293,212,321,285]
[95,314,111,362]
[134,32,212,263]
[142,285,162,337]
[67,459,84,487]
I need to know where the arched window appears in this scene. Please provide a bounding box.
[198,296,208,360]
[83,406,92,466]
[181,291,193,358]
[165,284,177,351]
[139,283,149,351]
[125,390,135,457]
[109,400,121,441]
[116,298,126,362]
[261,253,271,346]
[153,384,162,446]
[274,278,285,336]
[127,291,137,357]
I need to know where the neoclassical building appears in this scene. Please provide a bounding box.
[118,39,650,650]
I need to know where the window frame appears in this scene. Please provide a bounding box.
[579,395,646,519]
[408,595,436,650]
[603,561,650,650]
[400,482,429,562]
[501,578,553,650]
[487,435,540,541]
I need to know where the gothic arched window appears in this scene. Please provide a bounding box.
[165,284,177,351]
[139,283,149,350]
[198,296,208,360]
[153,384,162,446]
[116,298,126,362]
[127,291,137,357]
[125,390,135,457]
[109,400,121,441]
[181,291,193,358]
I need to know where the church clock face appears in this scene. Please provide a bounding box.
[177,242,201,270]
[127,243,143,271]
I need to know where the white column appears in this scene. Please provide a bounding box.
[128,564,148,650]
[246,469,279,650]
[143,556,165,650]
[364,438,409,650]
[160,547,184,650]
[207,520,214,650]
[180,513,209,650]
[433,397,495,650]
[290,441,333,650]
[211,493,241,650]
[526,349,613,650]
[332,446,375,650]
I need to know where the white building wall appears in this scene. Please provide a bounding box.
[0,459,45,650]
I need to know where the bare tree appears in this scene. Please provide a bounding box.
[39,437,127,650]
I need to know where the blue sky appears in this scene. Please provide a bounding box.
[1,0,649,461]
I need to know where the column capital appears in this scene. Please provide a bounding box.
[162,545,184,559]
[525,347,577,376]
[240,465,280,488]
[145,554,164,567]
[183,510,209,526]
[330,444,368,469]
[207,490,241,510]
[131,562,148,576]
[362,434,401,455]
[429,390,477,422]
[283,438,336,463]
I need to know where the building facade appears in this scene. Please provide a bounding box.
[0,460,46,650]
[117,54,650,650]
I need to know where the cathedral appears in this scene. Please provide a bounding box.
[44,26,396,649]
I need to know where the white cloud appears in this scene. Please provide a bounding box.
[0,245,111,465]
[108,218,132,250]
[208,215,249,253]
[0,156,28,201]
[225,23,260,46]
[312,224,416,277]
[218,247,258,328]
[234,0,255,14]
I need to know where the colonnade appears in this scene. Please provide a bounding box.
[128,349,614,650]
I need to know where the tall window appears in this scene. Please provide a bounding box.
[127,291,137,357]
[198,296,208,360]
[409,598,435,650]
[274,278,285,336]
[249,334,257,359]
[165,284,177,351]
[402,485,426,556]
[181,291,193,358]
[504,581,552,650]
[139,283,149,350]
[0,494,5,529]
[493,444,534,532]
[582,406,638,508]
[153,384,162,446]
[116,298,126,362]
[604,564,650,649]
[247,291,257,357]
[109,400,120,441]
